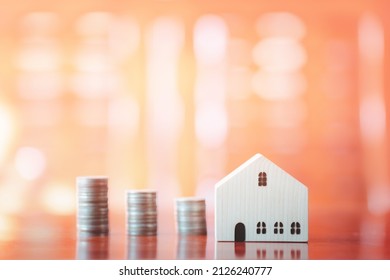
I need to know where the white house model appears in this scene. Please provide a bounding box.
[215,154,308,242]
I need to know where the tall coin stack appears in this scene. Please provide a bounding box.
[126,190,157,236]
[175,197,207,235]
[76,176,109,235]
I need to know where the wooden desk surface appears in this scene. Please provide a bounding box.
[1,206,389,260]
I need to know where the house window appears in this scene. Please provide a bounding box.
[290,222,301,235]
[256,222,266,234]
[258,172,267,187]
[274,222,284,234]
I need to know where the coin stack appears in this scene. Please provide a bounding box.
[175,197,207,235]
[126,190,157,236]
[76,176,109,235]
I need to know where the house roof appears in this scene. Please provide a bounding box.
[215,153,262,189]
[215,153,306,190]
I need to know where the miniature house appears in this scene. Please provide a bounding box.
[215,154,308,242]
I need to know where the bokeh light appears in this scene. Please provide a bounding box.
[14,147,46,181]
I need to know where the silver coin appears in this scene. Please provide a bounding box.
[176,217,205,222]
[126,210,156,214]
[126,214,157,219]
[177,231,207,235]
[78,224,109,228]
[176,208,205,213]
[127,201,156,206]
[77,218,109,223]
[77,216,109,221]
[127,225,157,230]
[78,201,109,206]
[78,211,108,215]
[77,190,108,196]
[77,184,108,189]
[177,226,207,231]
[126,216,157,221]
[126,200,155,204]
[127,217,157,222]
[77,176,108,183]
[77,222,109,226]
[126,197,156,201]
[78,208,108,212]
[176,204,205,210]
[127,227,157,231]
[127,231,157,236]
[77,212,108,217]
[175,201,205,205]
[77,222,108,226]
[126,211,157,215]
[127,203,157,210]
[176,211,205,215]
[126,210,157,215]
[175,214,205,219]
[78,195,107,200]
[77,196,108,202]
[78,208,109,214]
[77,200,108,207]
[78,200,108,204]
[176,222,206,227]
[127,218,157,222]
[127,226,157,230]
[77,211,109,216]
[77,183,108,187]
[77,184,108,188]
[177,228,206,233]
[177,224,207,229]
[78,226,109,232]
[126,228,157,231]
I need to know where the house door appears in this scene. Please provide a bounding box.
[234,222,246,242]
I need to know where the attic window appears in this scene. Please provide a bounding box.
[290,222,301,235]
[258,172,267,187]
[256,222,266,234]
[274,222,284,234]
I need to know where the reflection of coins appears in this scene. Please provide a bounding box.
[126,190,157,236]
[127,236,157,260]
[175,197,207,235]
[77,234,109,260]
[76,176,109,235]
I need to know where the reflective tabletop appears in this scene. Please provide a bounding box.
[1,205,389,260]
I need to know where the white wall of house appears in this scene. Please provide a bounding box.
[215,154,308,242]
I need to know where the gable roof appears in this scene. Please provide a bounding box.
[215,153,306,190]
[215,153,262,189]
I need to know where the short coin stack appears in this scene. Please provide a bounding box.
[126,190,157,236]
[175,197,207,235]
[76,176,109,235]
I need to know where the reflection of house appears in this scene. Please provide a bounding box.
[215,154,308,242]
[216,242,308,260]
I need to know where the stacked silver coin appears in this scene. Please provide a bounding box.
[76,176,109,235]
[126,190,157,236]
[175,197,207,235]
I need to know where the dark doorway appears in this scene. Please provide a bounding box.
[234,222,246,242]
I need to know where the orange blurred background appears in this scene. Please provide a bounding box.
[0,0,389,240]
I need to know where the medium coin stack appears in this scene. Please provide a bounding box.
[126,190,157,236]
[76,176,109,235]
[175,197,207,235]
